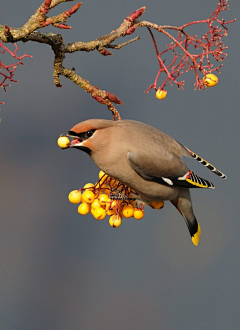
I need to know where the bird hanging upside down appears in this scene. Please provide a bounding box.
[60,119,227,246]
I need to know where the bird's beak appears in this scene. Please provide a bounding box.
[61,131,84,148]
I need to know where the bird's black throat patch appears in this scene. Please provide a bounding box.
[74,146,92,155]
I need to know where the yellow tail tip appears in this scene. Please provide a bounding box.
[191,223,201,246]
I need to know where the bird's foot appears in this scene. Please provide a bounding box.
[109,189,136,201]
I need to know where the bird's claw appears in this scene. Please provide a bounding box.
[109,189,136,201]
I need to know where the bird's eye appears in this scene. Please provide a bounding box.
[80,129,96,140]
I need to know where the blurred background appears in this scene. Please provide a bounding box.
[0,1,239,329]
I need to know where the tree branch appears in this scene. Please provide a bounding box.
[0,0,235,115]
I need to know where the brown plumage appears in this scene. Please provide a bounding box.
[62,118,227,246]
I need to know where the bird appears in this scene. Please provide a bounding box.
[61,118,227,246]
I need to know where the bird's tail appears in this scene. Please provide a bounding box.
[171,194,201,246]
[177,208,201,246]
[183,214,201,246]
[184,146,227,179]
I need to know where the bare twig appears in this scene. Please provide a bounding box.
[0,42,32,104]
[0,0,235,114]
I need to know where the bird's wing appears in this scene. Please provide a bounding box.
[127,151,215,189]
[183,146,227,179]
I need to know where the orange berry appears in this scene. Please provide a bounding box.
[68,190,82,204]
[156,89,167,100]
[57,136,70,148]
[93,207,106,220]
[133,208,144,220]
[78,202,90,215]
[109,215,122,228]
[204,73,218,87]
[122,204,134,218]
[149,201,165,209]
[81,190,95,203]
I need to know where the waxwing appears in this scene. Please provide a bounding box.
[61,119,227,246]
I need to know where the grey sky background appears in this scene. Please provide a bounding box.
[0,1,239,329]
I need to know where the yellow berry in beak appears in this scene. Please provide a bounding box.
[203,73,218,87]
[57,136,70,148]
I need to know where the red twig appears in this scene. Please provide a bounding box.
[145,0,236,93]
[0,42,32,104]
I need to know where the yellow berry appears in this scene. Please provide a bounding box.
[91,198,101,210]
[83,183,95,191]
[68,190,82,204]
[204,73,218,87]
[99,170,106,178]
[98,194,111,206]
[81,190,95,203]
[133,208,144,220]
[109,215,122,228]
[149,201,165,209]
[95,183,110,194]
[94,182,101,190]
[125,188,133,195]
[100,184,111,194]
[78,202,90,215]
[122,204,134,218]
[106,208,116,216]
[93,207,106,220]
[106,200,117,213]
[129,200,137,209]
[107,200,117,209]
[156,89,167,100]
[57,136,70,148]
[110,179,120,189]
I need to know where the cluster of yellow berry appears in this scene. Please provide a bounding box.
[68,170,164,228]
[155,73,218,100]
